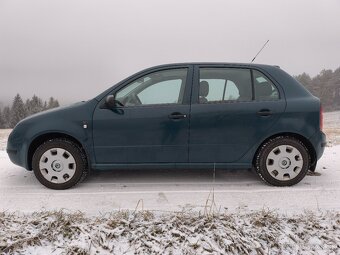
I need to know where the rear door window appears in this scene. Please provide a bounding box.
[199,68,252,103]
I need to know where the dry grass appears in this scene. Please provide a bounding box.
[0,209,339,254]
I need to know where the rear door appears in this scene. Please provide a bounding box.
[189,65,286,163]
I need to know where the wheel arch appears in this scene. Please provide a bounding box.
[27,132,89,170]
[252,132,316,167]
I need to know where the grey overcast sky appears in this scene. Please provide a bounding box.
[0,0,339,105]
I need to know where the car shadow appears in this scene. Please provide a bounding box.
[86,168,260,185]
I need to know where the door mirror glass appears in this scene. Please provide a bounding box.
[105,95,117,109]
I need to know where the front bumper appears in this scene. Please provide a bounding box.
[7,148,19,164]
[6,131,29,169]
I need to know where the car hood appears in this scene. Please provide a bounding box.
[16,99,98,127]
[23,101,86,121]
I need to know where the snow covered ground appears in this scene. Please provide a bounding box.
[0,129,10,152]
[324,111,340,146]
[0,112,339,254]
[1,145,339,215]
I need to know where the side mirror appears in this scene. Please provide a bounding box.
[105,95,116,109]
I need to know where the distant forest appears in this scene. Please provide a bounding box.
[294,67,340,111]
[0,94,59,128]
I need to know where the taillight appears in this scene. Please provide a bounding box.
[320,105,323,131]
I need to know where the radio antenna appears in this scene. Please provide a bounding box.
[251,40,269,63]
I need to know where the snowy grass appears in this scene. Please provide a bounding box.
[324,127,340,146]
[0,129,11,151]
[0,209,339,255]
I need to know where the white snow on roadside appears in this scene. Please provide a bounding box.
[324,110,340,128]
[0,129,11,151]
[0,144,340,214]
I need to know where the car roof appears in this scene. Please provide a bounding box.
[147,62,279,69]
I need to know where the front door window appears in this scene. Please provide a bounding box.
[116,69,188,107]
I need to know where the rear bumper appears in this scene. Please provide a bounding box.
[310,130,327,161]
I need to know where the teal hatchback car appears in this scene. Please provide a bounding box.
[7,63,326,189]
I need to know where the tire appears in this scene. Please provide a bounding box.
[255,136,310,186]
[32,138,88,190]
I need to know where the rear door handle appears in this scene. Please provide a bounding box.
[168,112,187,120]
[257,109,272,116]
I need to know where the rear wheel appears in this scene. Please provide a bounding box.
[32,139,88,190]
[255,136,310,186]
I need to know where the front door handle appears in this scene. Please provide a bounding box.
[168,112,187,120]
[257,109,272,116]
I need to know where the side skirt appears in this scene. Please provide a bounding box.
[91,163,253,171]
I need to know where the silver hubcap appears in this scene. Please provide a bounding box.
[266,145,303,181]
[39,148,76,184]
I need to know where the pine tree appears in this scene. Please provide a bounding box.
[54,99,60,108]
[0,108,4,129]
[2,106,11,129]
[24,99,31,117]
[10,94,26,128]
[47,97,60,109]
[296,67,340,111]
[26,95,44,115]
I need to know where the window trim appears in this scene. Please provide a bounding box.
[197,67,253,104]
[122,78,185,106]
[194,66,282,105]
[252,69,281,101]
[222,79,227,101]
[250,69,255,101]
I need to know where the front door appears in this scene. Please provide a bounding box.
[92,67,192,164]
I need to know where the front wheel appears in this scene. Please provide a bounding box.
[255,136,310,186]
[32,139,88,190]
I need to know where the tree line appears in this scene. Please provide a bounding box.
[0,94,59,128]
[295,67,340,111]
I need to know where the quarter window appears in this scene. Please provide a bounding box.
[253,70,279,100]
[115,69,187,106]
[199,68,252,103]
